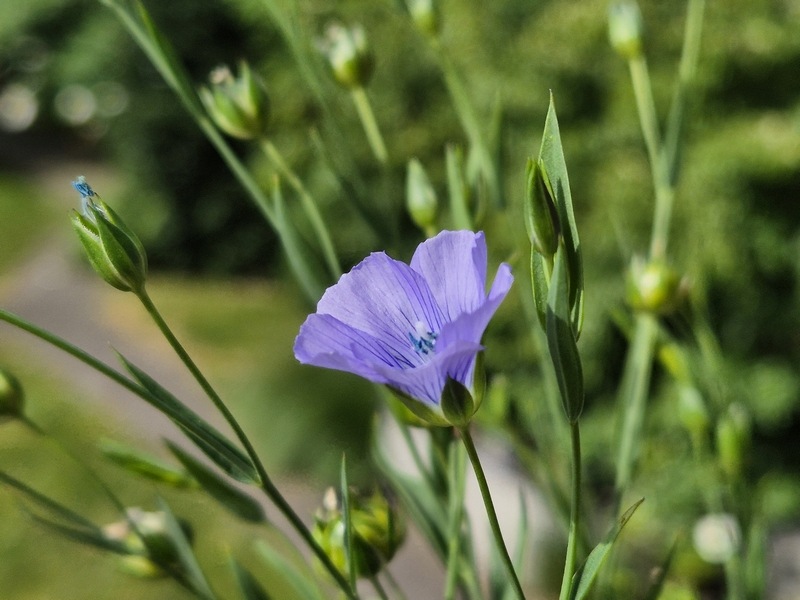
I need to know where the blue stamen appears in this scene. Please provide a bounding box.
[409,321,438,357]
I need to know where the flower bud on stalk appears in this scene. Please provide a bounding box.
[319,22,375,89]
[70,177,148,293]
[313,487,405,578]
[625,257,684,315]
[524,158,559,259]
[406,158,438,235]
[405,0,440,38]
[199,62,270,140]
[0,367,24,419]
[608,1,644,60]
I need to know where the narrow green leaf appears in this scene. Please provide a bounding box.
[0,471,97,530]
[538,94,584,337]
[230,555,271,600]
[155,497,215,600]
[446,144,473,230]
[642,536,680,600]
[546,247,584,423]
[254,540,326,600]
[24,510,127,555]
[339,455,356,590]
[99,439,196,488]
[167,442,265,523]
[570,498,644,600]
[443,442,467,600]
[530,249,550,332]
[117,353,258,484]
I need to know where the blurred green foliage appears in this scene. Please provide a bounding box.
[1,0,800,596]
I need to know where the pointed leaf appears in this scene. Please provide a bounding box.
[570,498,644,600]
[99,439,196,488]
[118,353,258,484]
[254,541,325,600]
[0,471,97,530]
[24,509,127,555]
[167,442,265,523]
[530,250,550,332]
[230,555,271,600]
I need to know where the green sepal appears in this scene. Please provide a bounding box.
[71,211,130,291]
[167,442,266,523]
[546,246,584,423]
[91,201,146,292]
[440,377,475,428]
[99,439,196,488]
[530,249,551,332]
[569,498,644,600]
[117,352,260,484]
[229,554,271,600]
[538,94,584,337]
[387,387,449,427]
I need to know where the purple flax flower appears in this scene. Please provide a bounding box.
[294,230,513,420]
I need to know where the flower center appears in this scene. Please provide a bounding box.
[408,320,438,358]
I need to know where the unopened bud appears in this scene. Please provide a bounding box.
[716,403,751,479]
[0,367,23,418]
[406,158,438,234]
[319,23,375,89]
[70,177,148,293]
[406,0,440,37]
[626,257,684,314]
[524,158,559,258]
[199,62,270,140]
[313,487,405,578]
[608,2,644,60]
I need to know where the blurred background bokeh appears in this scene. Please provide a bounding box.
[1,0,799,598]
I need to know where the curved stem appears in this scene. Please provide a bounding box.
[350,86,388,164]
[133,289,357,599]
[260,139,342,280]
[458,427,525,600]
[558,422,582,600]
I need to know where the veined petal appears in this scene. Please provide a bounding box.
[374,340,483,406]
[410,231,487,321]
[316,252,445,363]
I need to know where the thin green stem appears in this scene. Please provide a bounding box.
[260,139,342,280]
[558,422,582,600]
[458,427,525,600]
[133,289,357,599]
[350,86,388,164]
[368,574,390,600]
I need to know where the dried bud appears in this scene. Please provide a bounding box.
[405,0,440,37]
[313,487,405,578]
[199,62,270,140]
[608,1,644,60]
[625,257,684,314]
[406,158,438,234]
[0,367,23,419]
[319,22,375,89]
[70,177,148,293]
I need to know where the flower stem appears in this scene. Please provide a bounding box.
[350,86,388,164]
[458,427,525,600]
[260,138,342,280]
[133,289,358,599]
[559,421,582,600]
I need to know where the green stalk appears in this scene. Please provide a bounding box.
[260,138,342,280]
[350,86,388,164]
[558,422,582,600]
[458,427,525,600]
[133,289,357,599]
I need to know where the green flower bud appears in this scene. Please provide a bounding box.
[608,1,644,60]
[524,158,559,258]
[716,403,751,480]
[406,158,438,234]
[0,367,24,419]
[625,257,684,315]
[313,487,405,578]
[678,385,710,440]
[71,177,148,293]
[199,62,270,140]
[319,22,375,89]
[405,0,440,37]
